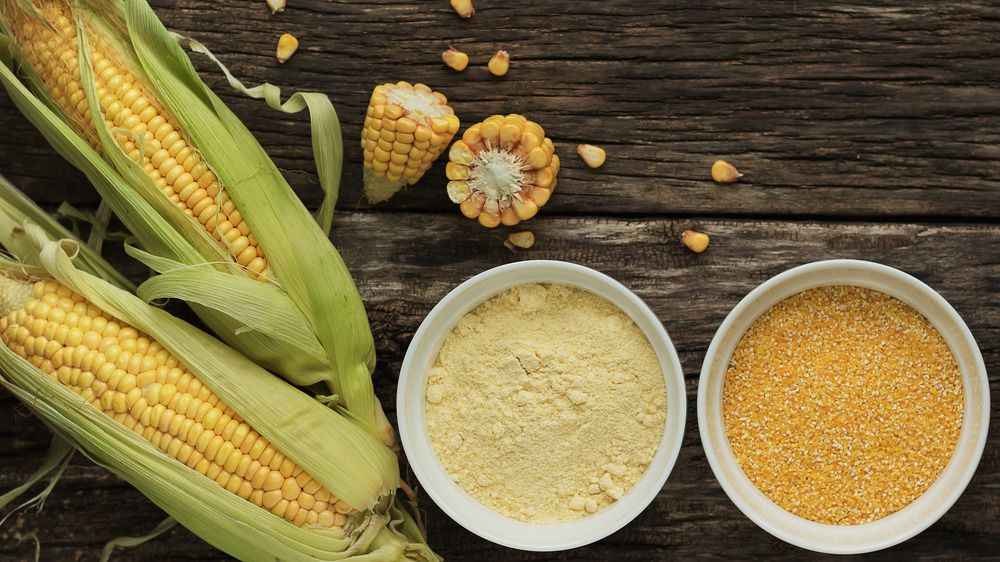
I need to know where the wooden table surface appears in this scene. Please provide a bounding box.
[1,0,998,559]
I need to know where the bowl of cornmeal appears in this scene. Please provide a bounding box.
[397,260,686,551]
[698,259,990,554]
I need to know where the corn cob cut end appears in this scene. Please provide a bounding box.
[0,276,356,531]
[362,168,408,205]
[361,81,459,204]
[446,114,559,228]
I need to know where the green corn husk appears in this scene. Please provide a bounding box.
[0,204,436,560]
[0,0,394,445]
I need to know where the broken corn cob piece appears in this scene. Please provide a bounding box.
[446,114,559,227]
[8,0,270,278]
[361,81,460,203]
[0,275,354,531]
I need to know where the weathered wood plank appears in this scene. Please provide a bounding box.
[1,0,999,218]
[1,214,997,560]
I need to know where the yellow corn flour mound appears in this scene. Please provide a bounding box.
[424,283,666,524]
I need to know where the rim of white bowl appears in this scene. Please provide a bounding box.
[397,260,687,551]
[697,259,990,554]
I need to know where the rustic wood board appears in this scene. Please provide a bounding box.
[1,0,998,560]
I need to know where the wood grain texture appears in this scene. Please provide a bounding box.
[0,0,998,560]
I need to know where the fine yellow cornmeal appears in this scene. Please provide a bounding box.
[723,286,964,525]
[424,283,666,524]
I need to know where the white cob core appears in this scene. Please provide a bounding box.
[385,86,444,126]
[468,147,526,201]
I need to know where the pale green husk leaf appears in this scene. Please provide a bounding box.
[0,223,411,560]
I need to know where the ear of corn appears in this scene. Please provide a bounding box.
[447,114,559,227]
[0,0,394,445]
[361,81,460,203]
[0,215,436,560]
[8,0,271,278]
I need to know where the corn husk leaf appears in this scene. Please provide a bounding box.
[99,517,176,562]
[0,222,417,560]
[121,0,380,432]
[0,174,133,290]
[0,1,392,444]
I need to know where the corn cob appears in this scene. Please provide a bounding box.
[446,114,559,227]
[361,81,460,203]
[1,0,397,447]
[0,275,355,530]
[6,0,269,278]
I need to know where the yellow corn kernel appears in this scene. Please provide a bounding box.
[505,231,535,250]
[276,33,299,64]
[442,47,469,72]
[446,114,558,227]
[450,0,474,18]
[576,144,606,168]
[681,230,710,253]
[711,160,742,183]
[266,0,285,13]
[8,1,270,279]
[361,81,460,203]
[488,50,510,76]
[0,276,357,532]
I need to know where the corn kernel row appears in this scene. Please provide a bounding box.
[362,81,460,188]
[12,1,268,278]
[0,278,354,530]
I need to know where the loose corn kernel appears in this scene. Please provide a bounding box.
[711,160,742,183]
[266,0,285,13]
[276,33,299,63]
[576,144,606,168]
[505,231,535,250]
[0,275,357,532]
[442,47,469,71]
[488,50,510,76]
[446,114,559,228]
[450,0,474,18]
[361,81,460,203]
[681,230,710,253]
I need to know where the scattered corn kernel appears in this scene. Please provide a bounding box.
[505,231,535,250]
[488,50,510,76]
[576,144,606,168]
[276,33,298,63]
[450,0,474,18]
[442,47,469,71]
[711,160,741,183]
[681,230,709,253]
[447,114,559,228]
[266,0,285,13]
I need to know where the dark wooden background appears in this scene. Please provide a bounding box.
[1,0,998,559]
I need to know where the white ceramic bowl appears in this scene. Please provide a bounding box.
[397,260,686,551]
[698,259,990,554]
